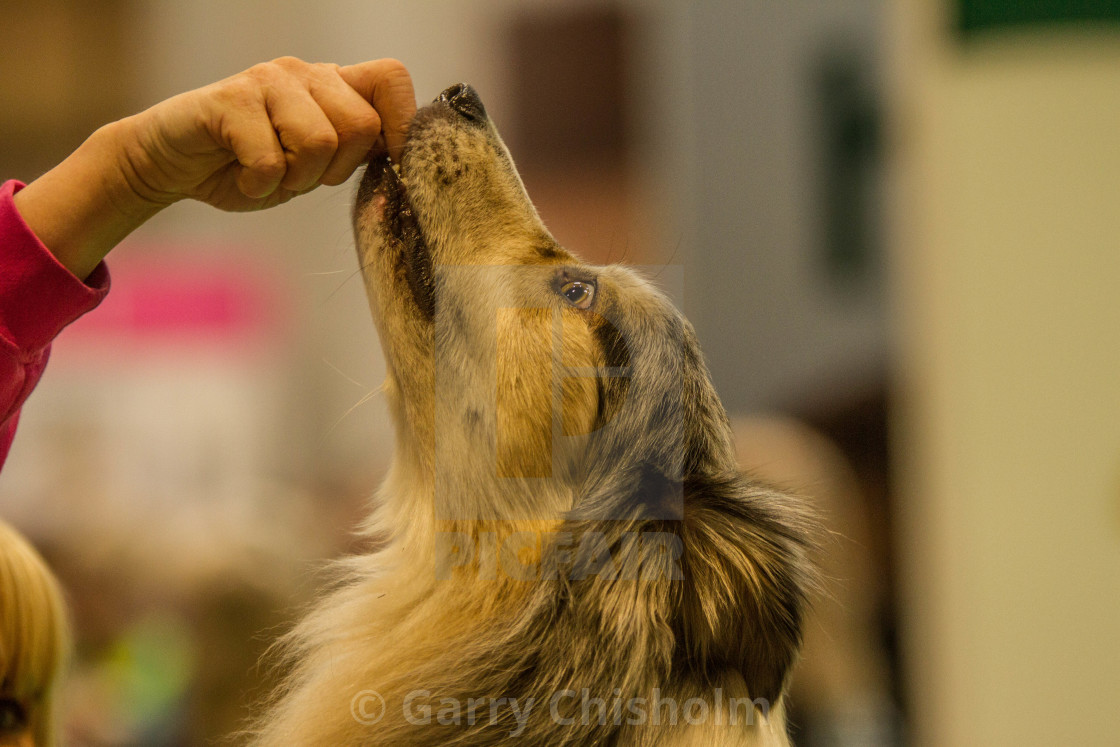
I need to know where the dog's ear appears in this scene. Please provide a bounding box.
[674,473,816,704]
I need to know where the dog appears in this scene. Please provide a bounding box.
[250,84,815,746]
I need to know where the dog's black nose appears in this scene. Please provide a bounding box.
[438,83,487,123]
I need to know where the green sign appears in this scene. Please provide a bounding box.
[959,0,1120,33]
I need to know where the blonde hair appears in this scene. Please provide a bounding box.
[0,520,71,746]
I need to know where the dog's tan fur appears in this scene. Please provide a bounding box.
[250,86,814,746]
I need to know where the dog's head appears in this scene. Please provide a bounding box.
[352,85,812,703]
[353,84,738,520]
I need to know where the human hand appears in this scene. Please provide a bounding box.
[116,56,416,212]
[13,57,415,279]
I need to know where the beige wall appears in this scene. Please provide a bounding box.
[889,3,1120,745]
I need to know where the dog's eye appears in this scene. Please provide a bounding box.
[560,280,595,309]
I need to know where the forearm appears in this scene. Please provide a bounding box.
[10,57,415,283]
[12,117,166,281]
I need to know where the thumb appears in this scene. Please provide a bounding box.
[339,58,416,162]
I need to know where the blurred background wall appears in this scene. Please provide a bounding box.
[0,1,1117,745]
[890,1,1120,745]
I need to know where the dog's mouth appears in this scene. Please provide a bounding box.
[357,153,436,320]
[354,84,493,325]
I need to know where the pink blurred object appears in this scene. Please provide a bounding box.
[61,250,291,358]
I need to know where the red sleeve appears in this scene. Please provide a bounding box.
[0,180,110,468]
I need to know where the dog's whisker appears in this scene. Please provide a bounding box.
[320,358,366,389]
[325,387,382,435]
[647,234,685,283]
[320,259,374,305]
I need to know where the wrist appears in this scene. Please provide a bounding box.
[97,114,184,216]
[13,118,168,280]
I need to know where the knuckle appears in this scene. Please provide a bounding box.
[313,61,342,77]
[339,111,381,142]
[247,56,305,82]
[298,128,339,154]
[245,61,276,81]
[271,55,306,70]
[383,60,414,95]
[218,80,259,112]
[379,58,408,78]
[250,152,286,178]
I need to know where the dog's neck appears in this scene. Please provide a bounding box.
[368,442,576,574]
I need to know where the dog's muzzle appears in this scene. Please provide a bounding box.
[354,84,494,321]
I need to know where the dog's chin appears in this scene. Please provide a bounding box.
[357,154,436,321]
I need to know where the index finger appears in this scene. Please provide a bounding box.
[338,58,416,162]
